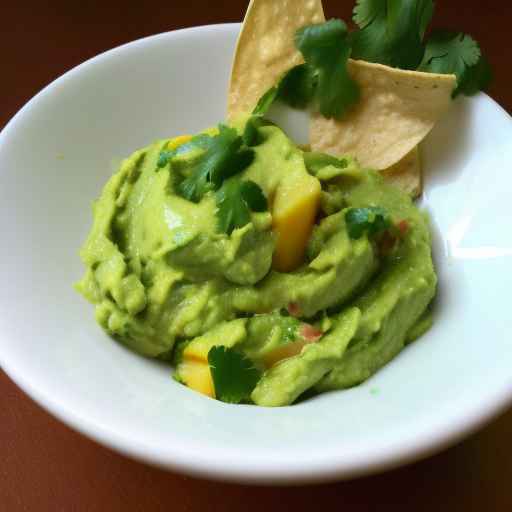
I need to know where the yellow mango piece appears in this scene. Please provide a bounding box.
[166,135,192,150]
[263,339,314,369]
[183,343,209,363]
[177,360,215,398]
[272,174,321,272]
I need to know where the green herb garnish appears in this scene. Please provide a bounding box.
[208,346,261,404]
[216,178,268,235]
[345,206,392,240]
[242,116,265,147]
[253,1,492,119]
[458,55,492,96]
[278,63,317,109]
[254,20,360,119]
[351,2,491,95]
[351,0,434,70]
[419,30,491,96]
[295,19,360,119]
[252,86,280,116]
[177,124,254,203]
[251,63,317,116]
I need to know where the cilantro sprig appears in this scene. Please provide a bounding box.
[345,206,392,240]
[277,63,317,110]
[157,120,267,235]
[252,66,316,116]
[350,1,491,95]
[254,1,492,119]
[419,30,492,96]
[253,87,279,116]
[242,116,265,147]
[216,178,268,235]
[208,346,261,404]
[253,19,359,119]
[295,19,360,119]
[177,124,254,203]
[351,0,434,70]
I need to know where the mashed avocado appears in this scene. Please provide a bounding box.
[77,119,436,407]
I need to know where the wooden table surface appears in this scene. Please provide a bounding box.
[2,1,511,510]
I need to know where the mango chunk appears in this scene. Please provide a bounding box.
[263,339,313,369]
[183,343,209,363]
[177,360,215,398]
[167,135,192,150]
[272,174,321,272]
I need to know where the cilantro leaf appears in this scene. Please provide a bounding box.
[351,0,434,70]
[253,86,279,116]
[345,206,392,239]
[177,125,254,203]
[252,20,359,119]
[419,30,486,96]
[278,63,317,109]
[295,19,360,119]
[353,0,382,26]
[295,20,360,119]
[243,116,264,147]
[208,346,261,404]
[216,179,267,235]
[240,180,267,212]
[351,0,388,64]
[458,54,493,96]
[252,2,491,116]
[157,133,213,169]
[216,179,250,234]
[252,64,316,116]
[418,0,434,39]
[386,0,434,68]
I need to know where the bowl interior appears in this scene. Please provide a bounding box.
[1,24,512,484]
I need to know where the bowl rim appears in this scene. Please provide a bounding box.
[1,22,512,485]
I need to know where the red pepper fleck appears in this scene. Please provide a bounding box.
[287,302,302,318]
[397,220,410,237]
[299,323,323,342]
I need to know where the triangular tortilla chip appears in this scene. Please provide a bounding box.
[228,0,453,196]
[381,147,423,198]
[310,60,456,170]
[227,0,325,120]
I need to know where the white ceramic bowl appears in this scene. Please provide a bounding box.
[1,24,512,485]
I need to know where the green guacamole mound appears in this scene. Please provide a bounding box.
[77,120,437,407]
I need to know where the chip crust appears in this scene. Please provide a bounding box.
[310,59,456,170]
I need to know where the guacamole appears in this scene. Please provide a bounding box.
[77,119,436,407]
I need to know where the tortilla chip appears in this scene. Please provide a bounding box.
[310,60,456,170]
[381,147,423,198]
[228,0,325,120]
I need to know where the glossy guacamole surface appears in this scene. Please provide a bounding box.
[77,120,436,406]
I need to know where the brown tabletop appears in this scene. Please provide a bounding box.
[2,1,511,510]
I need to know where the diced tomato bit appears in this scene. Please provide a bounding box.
[299,323,323,342]
[287,302,302,318]
[377,230,397,256]
[397,220,410,237]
